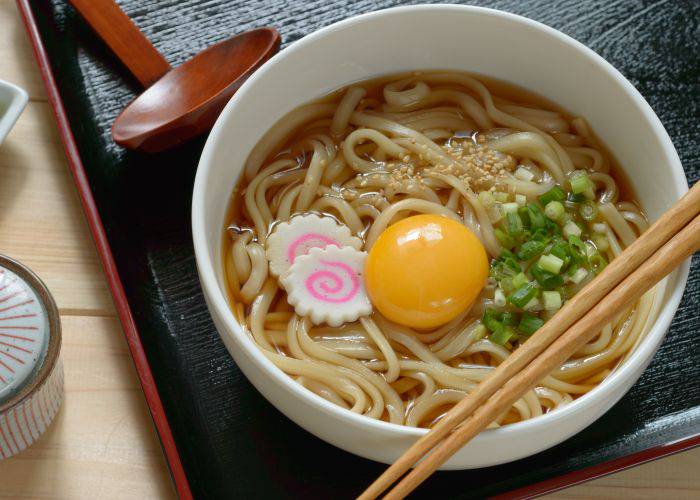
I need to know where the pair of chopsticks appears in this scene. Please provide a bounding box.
[361,181,700,499]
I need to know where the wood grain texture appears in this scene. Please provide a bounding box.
[66,0,171,87]
[0,101,113,314]
[0,316,175,498]
[2,0,698,498]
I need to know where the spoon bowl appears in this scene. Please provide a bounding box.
[113,28,280,152]
[68,0,280,152]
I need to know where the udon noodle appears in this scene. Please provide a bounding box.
[223,72,663,428]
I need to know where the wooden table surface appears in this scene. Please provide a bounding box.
[0,1,698,498]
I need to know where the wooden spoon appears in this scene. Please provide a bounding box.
[68,0,281,152]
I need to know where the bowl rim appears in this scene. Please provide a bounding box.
[193,4,690,441]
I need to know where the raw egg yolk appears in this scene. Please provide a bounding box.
[365,214,489,330]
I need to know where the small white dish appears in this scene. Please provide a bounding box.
[193,5,690,468]
[0,79,28,145]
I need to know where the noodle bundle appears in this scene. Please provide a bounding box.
[223,72,661,429]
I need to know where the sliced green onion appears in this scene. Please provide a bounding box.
[570,171,593,195]
[579,200,599,221]
[542,291,562,311]
[499,251,522,272]
[585,242,598,258]
[566,261,581,277]
[490,325,515,345]
[517,240,546,261]
[568,235,587,256]
[472,324,488,341]
[544,201,565,220]
[493,191,509,203]
[512,272,529,289]
[570,267,589,284]
[502,202,519,214]
[538,254,564,274]
[482,309,502,332]
[563,220,583,238]
[530,265,565,289]
[495,228,516,249]
[592,234,610,253]
[545,217,562,236]
[501,312,518,327]
[525,203,546,229]
[557,212,573,227]
[518,313,544,335]
[479,191,496,207]
[515,166,535,181]
[500,278,515,293]
[550,242,571,264]
[494,288,506,307]
[523,297,541,311]
[505,212,524,236]
[567,192,587,203]
[508,282,538,308]
[539,186,566,205]
[515,194,527,207]
[487,205,503,223]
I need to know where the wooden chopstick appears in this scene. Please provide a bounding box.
[383,211,700,499]
[361,182,700,500]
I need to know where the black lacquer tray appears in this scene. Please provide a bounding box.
[17,1,700,498]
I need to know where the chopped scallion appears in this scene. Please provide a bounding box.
[502,202,519,214]
[570,171,593,195]
[494,288,506,307]
[505,212,524,236]
[525,203,546,229]
[544,201,565,220]
[479,191,496,207]
[482,309,502,332]
[531,265,565,289]
[490,325,515,345]
[495,228,516,249]
[518,313,544,334]
[542,291,562,311]
[512,272,529,289]
[539,186,566,205]
[514,166,535,181]
[501,312,518,327]
[563,220,583,238]
[538,254,564,274]
[523,297,541,311]
[570,267,589,284]
[508,282,538,308]
[517,240,546,261]
[493,191,509,203]
[579,200,599,221]
[472,324,487,340]
[592,234,610,252]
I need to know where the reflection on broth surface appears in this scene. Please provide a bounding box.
[222,71,661,429]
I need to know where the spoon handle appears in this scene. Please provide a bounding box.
[68,0,171,87]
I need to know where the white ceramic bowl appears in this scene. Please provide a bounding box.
[0,79,28,145]
[193,5,690,468]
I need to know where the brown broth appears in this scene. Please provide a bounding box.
[221,69,642,354]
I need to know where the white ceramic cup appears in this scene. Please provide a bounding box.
[193,5,690,468]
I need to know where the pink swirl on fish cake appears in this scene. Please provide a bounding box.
[287,233,338,265]
[305,260,360,303]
